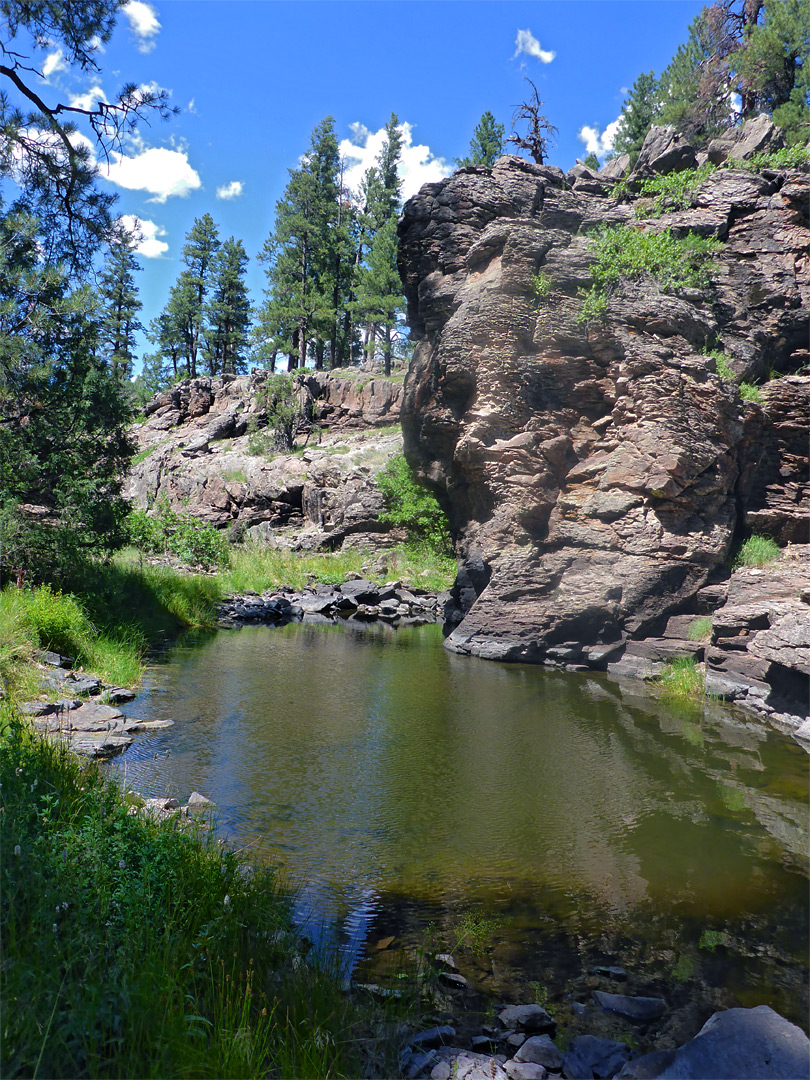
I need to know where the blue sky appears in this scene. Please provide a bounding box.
[27,0,708,365]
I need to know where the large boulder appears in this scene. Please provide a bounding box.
[632,126,697,176]
[616,1005,810,1079]
[707,114,786,166]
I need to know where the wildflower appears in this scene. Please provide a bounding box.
[52,923,58,934]
[223,894,231,908]
[13,845,20,857]
[118,859,126,870]
[15,768,22,776]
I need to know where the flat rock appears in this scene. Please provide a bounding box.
[48,731,133,758]
[615,1005,810,1079]
[186,790,214,812]
[409,1027,457,1050]
[592,991,666,1022]
[505,1062,548,1080]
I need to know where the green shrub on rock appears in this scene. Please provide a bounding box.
[126,507,229,570]
[733,535,781,569]
[376,454,452,555]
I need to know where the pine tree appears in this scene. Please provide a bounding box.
[610,72,661,161]
[203,238,251,375]
[583,152,601,170]
[455,111,505,167]
[739,0,810,143]
[258,117,347,371]
[97,225,143,383]
[354,214,405,378]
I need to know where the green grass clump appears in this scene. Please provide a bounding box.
[738,382,762,402]
[532,271,554,300]
[658,656,705,701]
[687,616,713,642]
[0,717,386,1079]
[733,534,781,569]
[707,349,763,402]
[636,162,716,216]
[578,224,722,325]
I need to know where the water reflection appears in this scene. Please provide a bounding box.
[108,621,808,1005]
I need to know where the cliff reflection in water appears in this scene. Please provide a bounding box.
[109,621,808,985]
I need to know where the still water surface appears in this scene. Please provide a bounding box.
[109,621,809,1018]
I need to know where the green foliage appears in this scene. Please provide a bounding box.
[578,223,721,325]
[532,271,555,300]
[610,71,661,161]
[0,717,379,1079]
[376,454,452,555]
[0,210,134,582]
[699,929,724,952]
[734,145,810,172]
[739,382,762,402]
[658,656,705,702]
[450,911,502,958]
[687,617,713,642]
[576,285,609,325]
[126,507,230,570]
[97,225,143,382]
[455,111,505,168]
[672,953,695,981]
[203,237,252,376]
[251,373,310,452]
[737,0,810,145]
[733,534,782,569]
[582,152,601,171]
[636,163,716,216]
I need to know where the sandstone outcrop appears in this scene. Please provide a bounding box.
[397,131,809,726]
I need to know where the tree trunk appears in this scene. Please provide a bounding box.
[290,328,300,371]
[383,324,392,378]
[315,340,324,370]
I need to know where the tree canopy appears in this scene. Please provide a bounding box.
[455,111,505,168]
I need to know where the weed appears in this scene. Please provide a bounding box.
[532,271,555,300]
[734,145,810,173]
[732,535,781,569]
[576,285,609,325]
[687,617,713,642]
[658,656,705,702]
[377,454,452,555]
[131,445,155,466]
[699,929,724,952]
[222,468,248,484]
[125,507,230,570]
[672,953,695,981]
[450,911,502,958]
[739,382,762,403]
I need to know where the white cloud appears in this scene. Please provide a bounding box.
[187,98,197,114]
[578,115,622,158]
[216,180,243,200]
[69,85,106,112]
[514,30,556,64]
[119,214,169,258]
[42,48,68,80]
[340,121,452,202]
[122,1,161,53]
[101,144,201,202]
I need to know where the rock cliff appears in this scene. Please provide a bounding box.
[397,121,809,726]
[124,370,403,548]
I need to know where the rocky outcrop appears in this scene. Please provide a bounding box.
[125,372,403,545]
[397,128,809,726]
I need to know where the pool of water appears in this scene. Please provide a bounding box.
[107,620,809,1023]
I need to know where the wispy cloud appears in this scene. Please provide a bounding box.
[69,85,106,112]
[122,1,161,53]
[514,30,556,64]
[119,214,169,258]
[216,180,243,200]
[340,121,452,202]
[101,142,201,202]
[578,116,622,158]
[42,48,68,80]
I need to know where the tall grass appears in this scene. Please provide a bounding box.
[733,534,781,569]
[0,715,394,1078]
[657,656,705,702]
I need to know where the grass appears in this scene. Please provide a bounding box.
[732,534,781,569]
[0,713,396,1079]
[223,543,455,595]
[707,349,763,403]
[657,656,705,702]
[687,617,713,642]
[635,162,716,216]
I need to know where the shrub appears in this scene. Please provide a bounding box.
[254,373,311,452]
[733,534,781,569]
[578,224,722,325]
[532,271,554,300]
[376,454,452,555]
[125,507,230,570]
[636,162,716,216]
[734,145,810,173]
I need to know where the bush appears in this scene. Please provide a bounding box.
[376,454,452,555]
[636,162,716,216]
[125,507,230,570]
[578,224,722,325]
[733,534,781,569]
[253,373,311,453]
[532,271,554,300]
[735,145,810,173]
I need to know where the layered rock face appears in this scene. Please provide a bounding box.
[125,370,402,544]
[398,139,809,680]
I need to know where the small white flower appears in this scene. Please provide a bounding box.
[13,845,21,857]
[223,894,231,908]
[118,859,126,870]
[52,923,58,934]
[15,768,22,776]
